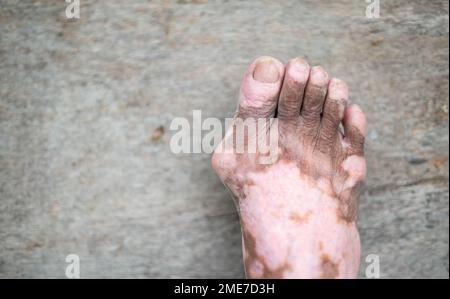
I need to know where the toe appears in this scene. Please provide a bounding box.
[318,79,348,150]
[300,66,329,133]
[236,56,285,119]
[278,58,310,121]
[343,104,367,156]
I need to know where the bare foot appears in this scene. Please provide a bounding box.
[212,56,367,279]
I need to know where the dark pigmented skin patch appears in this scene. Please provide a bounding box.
[336,181,363,223]
[346,125,365,156]
[289,211,312,224]
[320,254,340,279]
[242,227,292,279]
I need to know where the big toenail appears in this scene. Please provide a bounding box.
[253,59,280,83]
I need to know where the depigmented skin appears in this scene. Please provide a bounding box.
[212,57,367,279]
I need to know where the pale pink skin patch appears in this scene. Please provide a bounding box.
[340,155,367,190]
[238,57,284,109]
[240,162,361,279]
[239,77,279,109]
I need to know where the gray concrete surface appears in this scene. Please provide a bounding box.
[0,0,448,278]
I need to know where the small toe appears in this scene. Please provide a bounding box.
[278,58,310,121]
[343,104,367,156]
[300,66,329,132]
[318,79,348,149]
[236,56,285,119]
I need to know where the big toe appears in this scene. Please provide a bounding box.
[236,56,285,119]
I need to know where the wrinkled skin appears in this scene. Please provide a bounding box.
[212,57,367,279]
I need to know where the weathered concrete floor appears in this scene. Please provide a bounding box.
[0,0,448,278]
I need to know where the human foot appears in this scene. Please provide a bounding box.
[212,56,367,279]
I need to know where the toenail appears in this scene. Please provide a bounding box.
[288,58,310,82]
[349,104,363,115]
[253,59,280,83]
[310,66,329,86]
[328,79,348,100]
